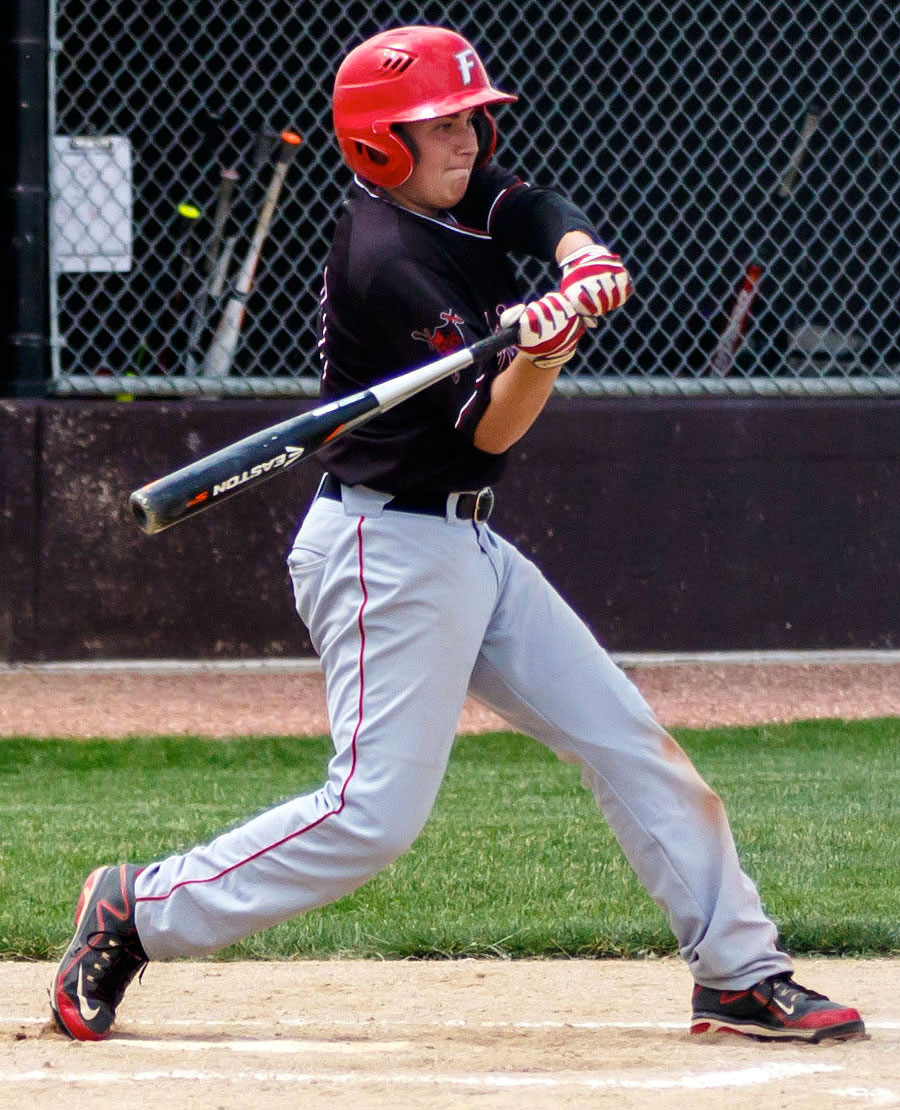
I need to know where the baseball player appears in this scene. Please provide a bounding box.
[51,25,864,1044]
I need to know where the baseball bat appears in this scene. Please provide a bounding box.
[197,130,279,313]
[253,128,279,171]
[209,235,236,298]
[156,202,203,372]
[203,129,302,378]
[130,323,519,535]
[708,102,823,376]
[186,165,240,372]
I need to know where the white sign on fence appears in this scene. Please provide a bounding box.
[50,135,133,273]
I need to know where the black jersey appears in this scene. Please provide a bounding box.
[317,162,597,495]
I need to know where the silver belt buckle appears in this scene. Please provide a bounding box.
[473,487,494,523]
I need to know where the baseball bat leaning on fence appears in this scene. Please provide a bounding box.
[708,101,823,376]
[156,202,203,373]
[197,126,284,314]
[186,164,240,372]
[130,323,520,534]
[203,129,303,378]
[198,133,281,341]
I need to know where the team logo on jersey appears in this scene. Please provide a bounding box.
[412,310,465,356]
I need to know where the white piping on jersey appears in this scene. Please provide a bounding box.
[353,175,495,240]
[454,372,487,429]
[318,267,329,382]
[486,181,529,236]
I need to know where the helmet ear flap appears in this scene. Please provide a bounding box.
[340,130,415,188]
[473,107,498,166]
[354,113,494,188]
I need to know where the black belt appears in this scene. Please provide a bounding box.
[318,473,494,523]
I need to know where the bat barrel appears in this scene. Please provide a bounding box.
[128,394,378,534]
[129,322,520,535]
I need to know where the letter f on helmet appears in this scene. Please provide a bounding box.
[332,26,517,189]
[455,49,476,85]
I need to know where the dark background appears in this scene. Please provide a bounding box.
[2,396,899,662]
[7,0,900,388]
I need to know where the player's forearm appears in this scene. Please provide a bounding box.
[473,352,559,453]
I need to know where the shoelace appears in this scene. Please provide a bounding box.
[85,931,148,1006]
[768,974,828,1004]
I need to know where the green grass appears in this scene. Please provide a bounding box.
[2,720,899,961]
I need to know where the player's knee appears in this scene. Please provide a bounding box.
[345,807,424,868]
[369,816,422,865]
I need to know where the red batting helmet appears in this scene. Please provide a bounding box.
[332,26,517,189]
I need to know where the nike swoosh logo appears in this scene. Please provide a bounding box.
[775,988,802,1015]
[77,965,100,1022]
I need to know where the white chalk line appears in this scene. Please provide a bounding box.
[112,1037,413,1055]
[4,1015,689,1030]
[1,1017,863,1093]
[0,1061,844,1091]
[7,1014,900,1031]
[828,1090,900,1107]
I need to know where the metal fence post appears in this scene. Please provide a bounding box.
[4,0,49,398]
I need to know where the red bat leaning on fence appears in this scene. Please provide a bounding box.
[708,102,823,376]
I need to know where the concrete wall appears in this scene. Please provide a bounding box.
[2,396,899,662]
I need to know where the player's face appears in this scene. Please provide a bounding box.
[387,110,479,215]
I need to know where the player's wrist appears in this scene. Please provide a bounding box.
[559,245,633,319]
[500,295,584,370]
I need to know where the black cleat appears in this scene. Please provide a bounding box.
[50,864,147,1041]
[691,973,865,1042]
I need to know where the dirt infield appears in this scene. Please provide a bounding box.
[2,658,900,1107]
[3,958,897,1108]
[3,656,900,737]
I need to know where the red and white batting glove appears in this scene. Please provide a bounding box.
[500,292,585,371]
[559,244,633,323]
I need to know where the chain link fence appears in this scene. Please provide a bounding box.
[48,0,900,397]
